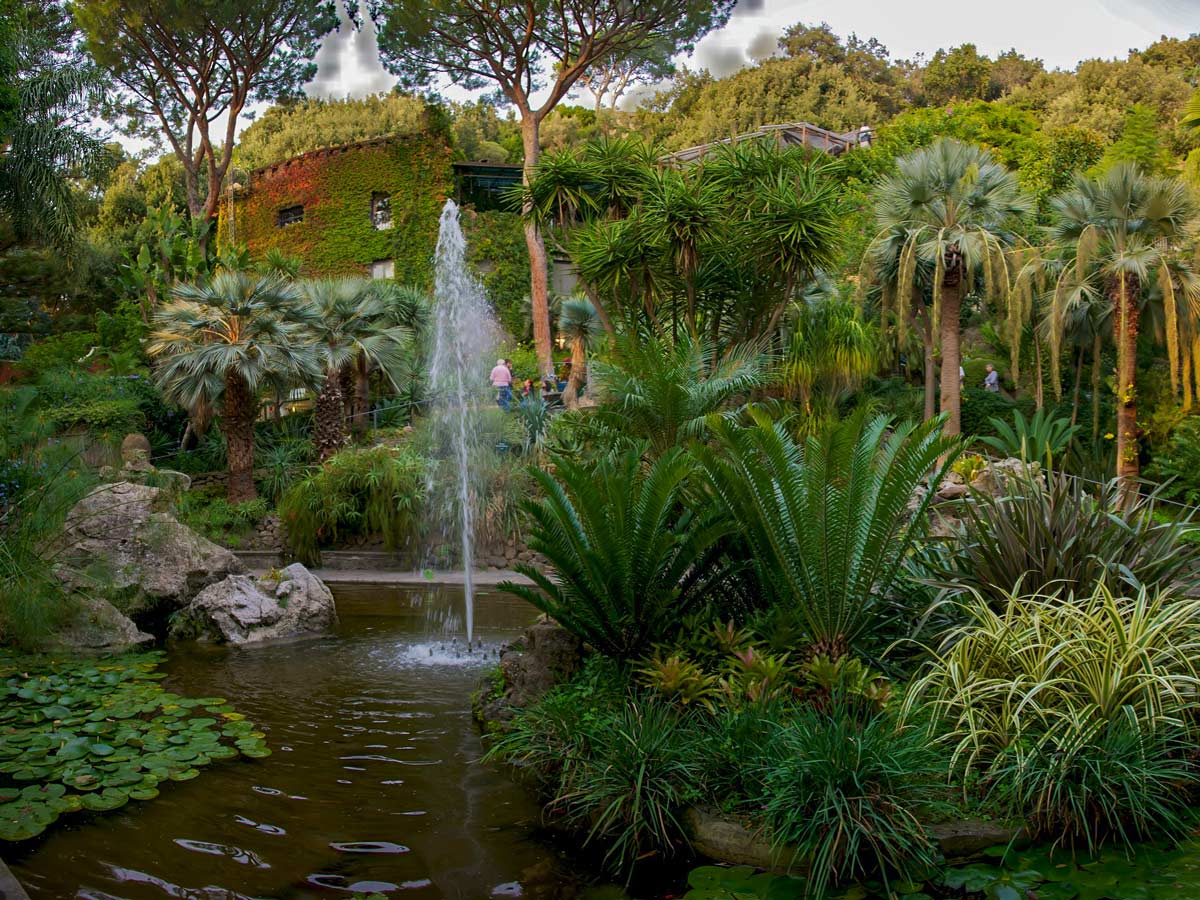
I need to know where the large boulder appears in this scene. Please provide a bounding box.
[171,563,337,645]
[50,596,154,652]
[477,618,583,726]
[970,458,1042,498]
[56,481,243,628]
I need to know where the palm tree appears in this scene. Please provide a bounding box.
[301,277,415,460]
[148,272,320,502]
[592,331,769,456]
[873,139,1031,436]
[1048,163,1198,483]
[0,26,109,249]
[780,289,878,421]
[557,295,603,409]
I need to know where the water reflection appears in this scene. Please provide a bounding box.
[9,587,619,899]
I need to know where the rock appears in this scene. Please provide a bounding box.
[929,818,1025,859]
[172,563,337,645]
[50,596,154,652]
[477,618,583,726]
[56,482,244,629]
[935,481,970,502]
[683,807,777,870]
[970,458,1042,498]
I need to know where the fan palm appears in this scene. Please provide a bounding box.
[148,272,321,502]
[873,139,1031,436]
[500,447,737,660]
[301,277,415,459]
[1048,163,1198,483]
[697,410,959,659]
[592,331,769,455]
[557,294,603,409]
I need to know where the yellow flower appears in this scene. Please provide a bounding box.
[1104,432,1114,440]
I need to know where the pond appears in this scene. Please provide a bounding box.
[8,585,626,899]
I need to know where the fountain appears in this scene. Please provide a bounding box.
[427,200,502,645]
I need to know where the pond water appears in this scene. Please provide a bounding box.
[8,586,627,900]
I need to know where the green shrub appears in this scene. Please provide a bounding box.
[279,444,426,565]
[914,585,1200,848]
[979,407,1080,465]
[175,488,269,548]
[758,702,949,896]
[17,332,98,377]
[254,438,313,503]
[1148,417,1200,506]
[501,447,738,660]
[960,388,1030,439]
[921,469,1193,602]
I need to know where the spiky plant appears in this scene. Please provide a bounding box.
[300,277,413,459]
[500,447,738,660]
[147,272,320,502]
[872,139,1031,436]
[591,331,769,455]
[1047,163,1198,484]
[697,410,958,659]
[557,294,603,408]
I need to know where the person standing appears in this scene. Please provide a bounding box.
[490,358,513,411]
[984,363,1000,393]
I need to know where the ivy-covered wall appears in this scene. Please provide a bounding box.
[218,134,454,286]
[461,208,537,338]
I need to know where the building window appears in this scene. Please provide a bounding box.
[277,205,303,227]
[370,259,395,280]
[371,192,392,229]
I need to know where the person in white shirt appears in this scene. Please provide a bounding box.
[489,358,513,411]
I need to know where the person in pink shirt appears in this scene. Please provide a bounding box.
[489,358,513,411]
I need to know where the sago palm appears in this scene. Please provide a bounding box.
[148,272,320,502]
[500,447,737,660]
[592,331,769,455]
[697,410,959,659]
[557,294,603,409]
[873,139,1031,436]
[301,277,413,460]
[1048,163,1198,483]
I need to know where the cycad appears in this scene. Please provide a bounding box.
[148,271,320,502]
[500,448,737,660]
[697,410,958,659]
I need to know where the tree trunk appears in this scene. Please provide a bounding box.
[314,372,346,462]
[1113,274,1140,488]
[1033,326,1044,410]
[914,299,936,422]
[564,339,587,409]
[339,366,355,426]
[1071,345,1084,427]
[938,267,963,435]
[1091,331,1102,443]
[353,357,371,437]
[521,116,554,377]
[220,370,257,503]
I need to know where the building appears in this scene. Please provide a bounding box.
[662,122,873,165]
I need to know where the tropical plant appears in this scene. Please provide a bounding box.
[758,702,949,897]
[697,411,958,659]
[556,294,603,408]
[921,468,1193,602]
[278,444,426,566]
[914,585,1200,847]
[300,277,413,460]
[779,293,878,419]
[979,408,1080,464]
[871,138,1032,436]
[147,272,320,502]
[592,332,769,455]
[1148,417,1200,506]
[501,447,738,660]
[1047,163,1198,484]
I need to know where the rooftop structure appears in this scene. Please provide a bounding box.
[662,122,873,165]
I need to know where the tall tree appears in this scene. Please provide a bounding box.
[872,139,1031,437]
[1048,163,1198,485]
[75,0,340,242]
[372,0,733,376]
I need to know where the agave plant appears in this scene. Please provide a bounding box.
[979,408,1079,465]
[697,410,958,659]
[501,447,738,660]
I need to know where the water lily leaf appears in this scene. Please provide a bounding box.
[89,743,115,757]
[168,768,199,781]
[239,747,271,759]
[80,789,128,811]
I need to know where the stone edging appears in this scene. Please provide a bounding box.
[0,857,31,900]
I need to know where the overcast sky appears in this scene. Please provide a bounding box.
[120,0,1200,154]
